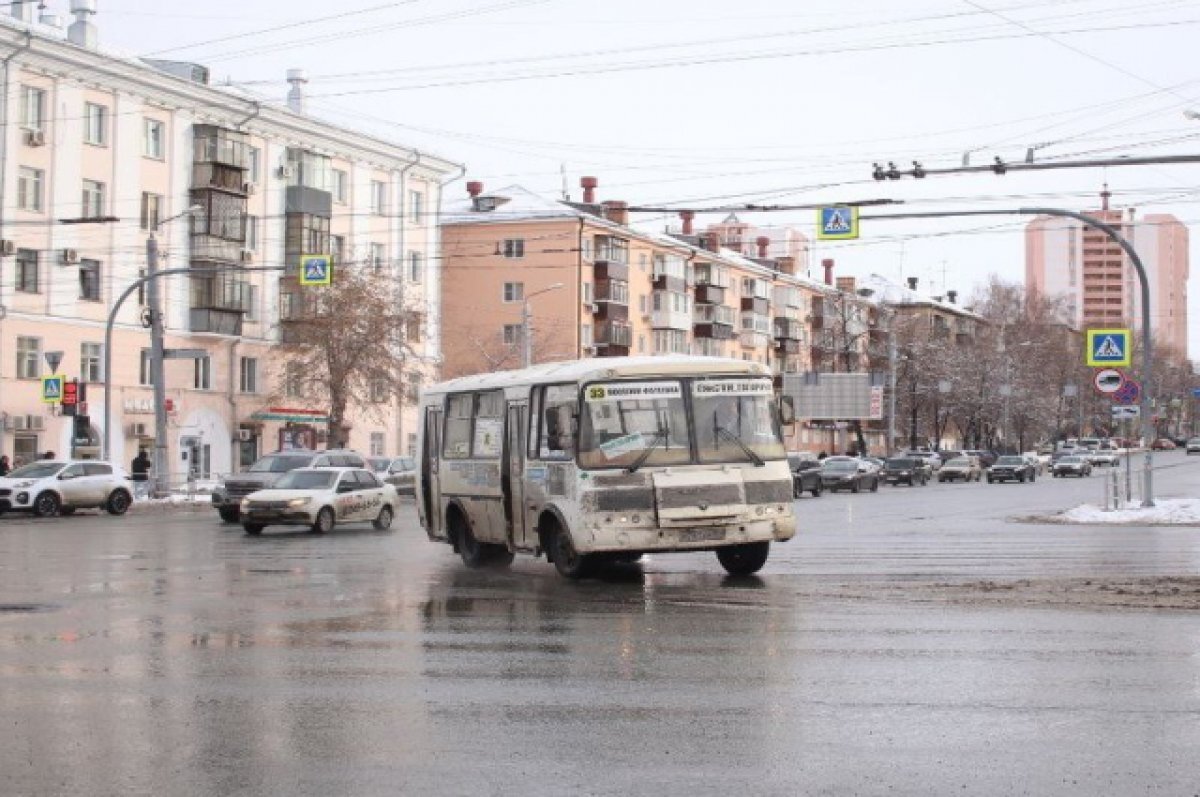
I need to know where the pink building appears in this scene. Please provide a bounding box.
[1025,187,1189,357]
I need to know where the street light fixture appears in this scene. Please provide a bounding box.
[522,283,565,367]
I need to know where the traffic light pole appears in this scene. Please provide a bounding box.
[146,233,169,498]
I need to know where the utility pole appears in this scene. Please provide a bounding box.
[145,231,169,499]
[521,283,565,368]
[886,308,897,455]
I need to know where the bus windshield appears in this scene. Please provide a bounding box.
[578,380,691,469]
[692,378,786,464]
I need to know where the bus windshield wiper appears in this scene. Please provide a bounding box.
[626,431,667,474]
[714,426,765,467]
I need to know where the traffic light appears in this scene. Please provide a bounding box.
[73,414,90,443]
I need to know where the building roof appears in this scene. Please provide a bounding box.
[425,355,770,395]
[858,274,982,319]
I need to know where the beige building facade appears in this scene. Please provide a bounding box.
[0,10,458,476]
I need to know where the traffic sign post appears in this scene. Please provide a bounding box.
[1111,405,1140,420]
[299,254,333,286]
[61,379,80,417]
[44,350,64,373]
[1086,328,1132,367]
[41,374,64,404]
[1113,378,1141,406]
[816,206,859,240]
[1093,368,1125,395]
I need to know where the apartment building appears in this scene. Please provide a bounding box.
[1025,187,1189,357]
[0,5,458,475]
[440,177,885,453]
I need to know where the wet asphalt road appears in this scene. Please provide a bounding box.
[1,454,1198,796]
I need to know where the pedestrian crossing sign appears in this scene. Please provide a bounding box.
[817,206,859,240]
[299,254,332,286]
[42,374,64,404]
[1086,328,1131,367]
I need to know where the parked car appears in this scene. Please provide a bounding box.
[938,456,982,483]
[0,460,132,517]
[904,448,942,471]
[239,467,398,535]
[862,457,886,473]
[988,455,1037,483]
[818,459,880,493]
[1150,438,1177,451]
[366,457,392,479]
[384,456,417,495]
[962,449,998,469]
[1052,455,1093,478]
[1186,438,1200,455]
[882,457,930,487]
[211,449,368,522]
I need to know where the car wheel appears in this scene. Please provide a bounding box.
[106,490,132,516]
[851,481,861,493]
[811,485,822,498]
[218,507,240,523]
[716,542,770,576]
[552,526,593,579]
[372,505,394,531]
[32,491,60,518]
[242,522,264,535]
[870,478,879,492]
[987,477,994,484]
[312,506,336,535]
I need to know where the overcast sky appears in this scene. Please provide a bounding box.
[98,0,1200,358]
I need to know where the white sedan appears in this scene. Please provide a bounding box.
[239,467,398,535]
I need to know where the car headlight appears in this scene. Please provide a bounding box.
[287,497,311,508]
[240,498,251,510]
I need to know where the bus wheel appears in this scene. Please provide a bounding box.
[455,516,491,568]
[716,542,770,576]
[551,528,592,579]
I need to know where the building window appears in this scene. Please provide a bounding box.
[143,118,165,159]
[371,180,386,215]
[333,169,348,204]
[194,356,211,390]
[369,242,386,272]
[503,282,524,302]
[406,316,423,343]
[16,336,40,379]
[503,324,521,345]
[79,259,101,301]
[139,350,152,385]
[81,342,103,382]
[407,373,421,402]
[284,212,329,264]
[330,234,345,265]
[84,103,108,146]
[370,432,386,457]
[370,379,388,403]
[20,86,46,132]
[245,284,259,322]
[408,250,423,282]
[245,215,259,251]
[17,167,43,211]
[239,357,258,393]
[140,193,162,231]
[248,147,261,183]
[407,432,417,457]
[582,282,592,304]
[15,249,38,293]
[82,180,105,218]
[409,189,423,222]
[284,362,304,398]
[502,238,525,258]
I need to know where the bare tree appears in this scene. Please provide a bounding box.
[275,264,423,448]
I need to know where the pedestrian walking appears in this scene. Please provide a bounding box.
[0,455,9,476]
[42,451,55,460]
[130,449,152,499]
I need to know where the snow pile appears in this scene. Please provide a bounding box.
[1059,498,1200,525]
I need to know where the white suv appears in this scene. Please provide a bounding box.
[0,460,133,517]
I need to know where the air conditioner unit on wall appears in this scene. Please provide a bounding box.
[276,165,294,180]
[240,249,254,263]
[242,182,256,195]
[237,429,253,441]
[25,129,45,147]
[61,248,79,265]
[12,416,28,431]
[0,239,14,256]
[129,422,149,438]
[27,415,44,431]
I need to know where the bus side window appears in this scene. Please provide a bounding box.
[527,387,543,459]
[444,394,473,459]
[539,385,577,460]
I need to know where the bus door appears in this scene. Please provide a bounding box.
[420,407,442,538]
[502,402,528,549]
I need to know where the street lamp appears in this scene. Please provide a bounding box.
[521,283,565,367]
[999,339,1034,453]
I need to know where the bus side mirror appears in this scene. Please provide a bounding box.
[779,396,796,425]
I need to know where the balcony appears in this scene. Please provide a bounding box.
[741,296,770,315]
[595,321,632,356]
[652,308,691,331]
[693,304,735,340]
[773,317,805,340]
[594,279,629,305]
[189,272,248,335]
[694,283,725,305]
[739,330,771,349]
[776,339,802,355]
[652,273,687,293]
[594,260,629,282]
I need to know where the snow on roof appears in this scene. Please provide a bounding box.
[859,274,982,318]
[426,355,770,395]
[441,185,588,225]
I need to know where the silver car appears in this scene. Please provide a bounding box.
[384,456,416,496]
[0,460,133,517]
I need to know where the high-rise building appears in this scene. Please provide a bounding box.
[0,9,458,473]
[1025,187,1189,357]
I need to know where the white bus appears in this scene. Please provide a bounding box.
[415,356,796,578]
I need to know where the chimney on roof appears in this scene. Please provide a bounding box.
[1100,182,1111,212]
[11,0,33,23]
[947,290,957,304]
[701,232,720,253]
[907,276,918,291]
[581,176,598,204]
[40,10,64,28]
[756,236,770,258]
[680,210,695,235]
[836,276,856,293]
[68,0,98,49]
[776,256,795,275]
[601,200,629,226]
[822,258,834,286]
[286,69,309,114]
[466,181,484,198]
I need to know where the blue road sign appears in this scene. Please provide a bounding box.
[1192,387,1200,399]
[1113,378,1141,405]
[42,374,63,403]
[1086,328,1131,367]
[816,206,859,240]
[299,254,332,286]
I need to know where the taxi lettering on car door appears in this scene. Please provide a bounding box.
[334,471,384,521]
